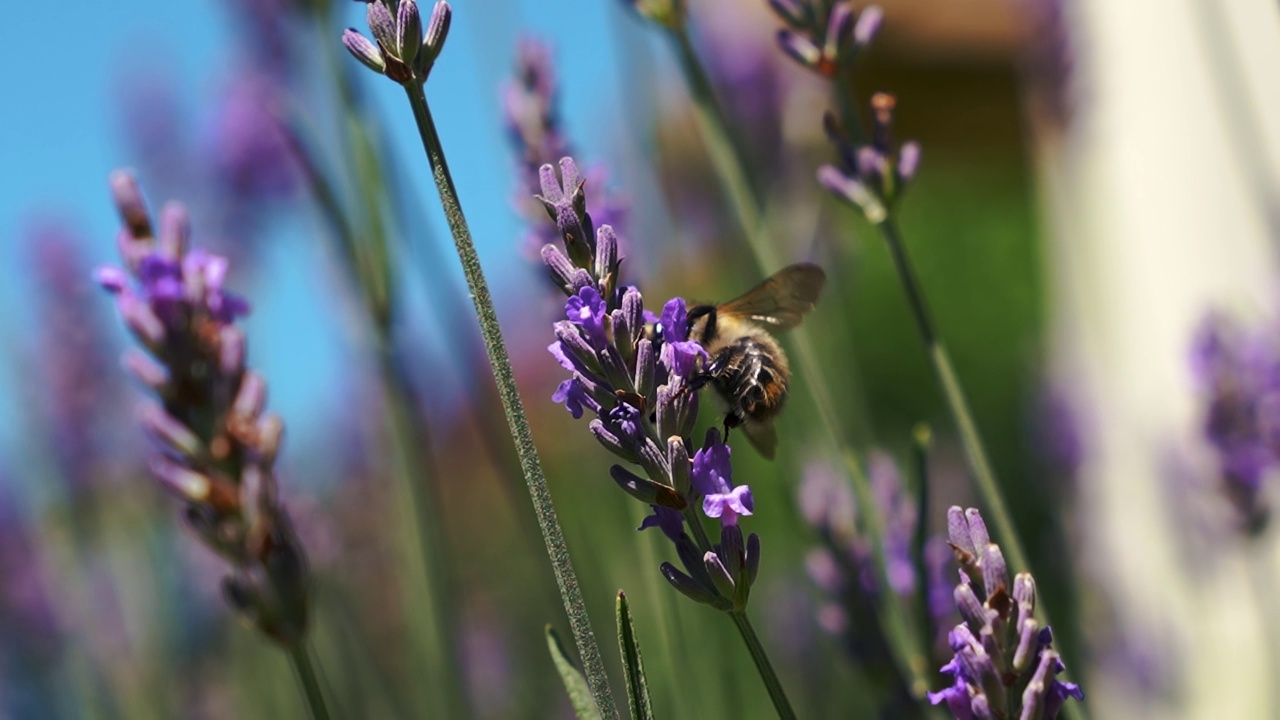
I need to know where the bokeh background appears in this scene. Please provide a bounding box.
[3,0,1280,718]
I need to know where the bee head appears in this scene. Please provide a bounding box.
[686,304,717,345]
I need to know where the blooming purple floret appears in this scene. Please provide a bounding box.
[693,429,754,525]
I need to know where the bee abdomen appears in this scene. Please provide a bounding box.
[710,338,788,422]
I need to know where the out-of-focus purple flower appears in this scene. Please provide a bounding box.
[1033,383,1085,482]
[769,0,880,76]
[818,94,921,223]
[506,46,628,261]
[96,170,310,646]
[1191,311,1280,531]
[930,507,1083,719]
[25,221,133,495]
[1018,0,1077,131]
[208,72,297,204]
[0,490,63,667]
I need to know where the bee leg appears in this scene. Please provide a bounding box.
[722,409,744,442]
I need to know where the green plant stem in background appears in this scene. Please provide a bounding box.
[288,642,332,720]
[403,83,620,720]
[729,612,797,720]
[874,219,1029,577]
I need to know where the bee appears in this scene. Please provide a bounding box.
[685,263,826,459]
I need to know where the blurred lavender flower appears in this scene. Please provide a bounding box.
[818,93,920,224]
[25,221,133,497]
[1191,312,1280,532]
[208,71,297,208]
[95,171,310,645]
[1017,0,1077,131]
[0,490,63,676]
[769,0,881,76]
[503,38,627,259]
[929,507,1083,718]
[800,455,953,672]
[539,155,761,611]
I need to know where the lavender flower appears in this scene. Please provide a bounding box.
[770,0,881,76]
[96,171,310,645]
[343,0,450,86]
[929,507,1083,718]
[504,40,627,259]
[818,93,921,224]
[800,455,954,671]
[539,155,762,611]
[1191,312,1279,531]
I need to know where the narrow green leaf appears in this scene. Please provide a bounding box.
[546,625,603,720]
[616,592,654,720]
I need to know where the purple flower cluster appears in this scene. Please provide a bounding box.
[800,455,953,666]
[929,507,1082,719]
[95,171,309,645]
[1192,312,1280,531]
[539,155,761,611]
[817,92,921,224]
[343,0,452,86]
[503,39,626,259]
[769,0,882,77]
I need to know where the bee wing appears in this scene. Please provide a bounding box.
[743,419,778,460]
[717,263,826,332]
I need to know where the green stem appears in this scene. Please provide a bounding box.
[874,219,1028,577]
[729,612,797,720]
[288,642,332,720]
[403,83,620,720]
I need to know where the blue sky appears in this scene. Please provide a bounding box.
[0,0,669,498]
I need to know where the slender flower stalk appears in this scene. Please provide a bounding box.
[534,154,796,719]
[95,171,329,720]
[343,3,620,717]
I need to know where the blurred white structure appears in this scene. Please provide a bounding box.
[1039,0,1280,716]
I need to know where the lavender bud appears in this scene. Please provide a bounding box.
[589,419,639,463]
[150,456,211,503]
[1019,650,1058,720]
[667,436,691,497]
[768,0,807,28]
[947,505,976,556]
[823,2,855,60]
[777,31,822,69]
[568,269,594,294]
[954,578,989,632]
[553,322,602,375]
[638,437,669,482]
[118,292,165,348]
[110,170,151,239]
[853,5,884,48]
[139,402,205,458]
[541,244,577,295]
[1013,573,1036,624]
[220,325,246,377]
[611,466,682,508]
[817,164,886,223]
[342,29,386,74]
[720,524,745,580]
[421,1,451,67]
[633,339,656,399]
[123,348,170,393]
[897,141,922,183]
[964,508,991,552]
[971,694,995,720]
[157,202,189,261]
[233,372,268,420]
[981,543,1008,601]
[621,288,643,346]
[365,1,397,54]
[255,414,285,466]
[595,225,619,295]
[655,385,677,441]
[396,0,422,66]
[704,551,736,600]
[744,532,761,587]
[660,562,722,608]
[1013,618,1039,672]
